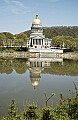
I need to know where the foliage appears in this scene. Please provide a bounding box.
[60,82,78,119]
[43,59,78,76]
[25,26,78,39]
[24,30,31,38]
[24,26,78,51]
[2,32,14,47]
[15,33,28,47]
[0,58,28,74]
[0,33,6,46]
[43,26,78,38]
[0,83,78,120]
[15,33,28,41]
[52,35,78,51]
[23,103,40,120]
[1,26,78,51]
[0,58,78,75]
[0,32,29,51]
[42,106,53,120]
[8,99,17,118]
[44,92,56,106]
[3,32,14,39]
[51,104,70,120]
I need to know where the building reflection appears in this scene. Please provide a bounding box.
[27,58,63,89]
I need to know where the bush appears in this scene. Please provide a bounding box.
[42,106,53,120]
[8,99,17,118]
[23,103,40,120]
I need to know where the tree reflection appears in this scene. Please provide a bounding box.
[12,58,28,74]
[0,59,13,74]
[43,59,78,76]
[0,58,28,74]
[0,58,78,76]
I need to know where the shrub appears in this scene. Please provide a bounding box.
[23,103,40,120]
[8,99,17,118]
[42,106,53,120]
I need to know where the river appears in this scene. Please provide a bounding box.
[0,57,78,118]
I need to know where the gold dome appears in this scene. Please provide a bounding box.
[32,14,41,25]
[32,81,39,87]
[32,80,39,89]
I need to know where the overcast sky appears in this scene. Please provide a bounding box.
[0,0,78,34]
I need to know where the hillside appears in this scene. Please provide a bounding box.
[24,26,78,38]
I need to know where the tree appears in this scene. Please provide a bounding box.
[2,32,14,47]
[15,33,28,47]
[0,33,6,46]
[52,35,78,50]
[43,26,78,38]
[23,103,40,119]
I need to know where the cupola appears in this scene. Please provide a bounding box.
[32,14,41,25]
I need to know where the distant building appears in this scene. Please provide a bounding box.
[27,14,51,49]
[27,14,63,53]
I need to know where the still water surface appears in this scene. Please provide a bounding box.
[0,57,78,117]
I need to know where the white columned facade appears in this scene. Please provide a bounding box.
[41,39,42,46]
[29,14,45,49]
[27,14,52,51]
[26,14,63,53]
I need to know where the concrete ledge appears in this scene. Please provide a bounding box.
[29,48,63,53]
[0,52,78,59]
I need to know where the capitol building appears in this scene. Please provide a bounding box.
[27,14,63,53]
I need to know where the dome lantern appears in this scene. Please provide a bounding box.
[36,14,38,19]
[32,14,41,25]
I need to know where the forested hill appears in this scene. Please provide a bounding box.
[24,26,78,38]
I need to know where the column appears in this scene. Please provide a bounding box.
[35,39,36,45]
[41,39,42,46]
[42,39,43,45]
[38,39,39,45]
[32,39,33,45]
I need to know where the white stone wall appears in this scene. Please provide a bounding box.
[29,48,63,53]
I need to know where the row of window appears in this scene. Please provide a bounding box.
[32,24,42,27]
[31,29,43,32]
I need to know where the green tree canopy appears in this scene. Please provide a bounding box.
[0,33,6,46]
[15,33,28,47]
[52,35,78,50]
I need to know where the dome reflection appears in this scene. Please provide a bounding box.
[28,57,63,89]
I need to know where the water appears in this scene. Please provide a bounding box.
[0,57,78,117]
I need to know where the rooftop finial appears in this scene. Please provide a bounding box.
[36,14,38,19]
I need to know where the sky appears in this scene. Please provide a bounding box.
[0,0,78,34]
